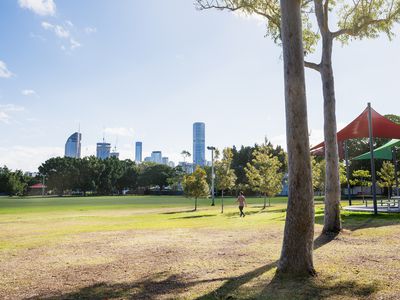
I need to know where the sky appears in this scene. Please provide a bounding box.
[0,0,400,172]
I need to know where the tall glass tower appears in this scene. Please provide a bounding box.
[135,142,142,162]
[65,132,81,158]
[96,142,111,159]
[193,122,205,167]
[151,151,162,164]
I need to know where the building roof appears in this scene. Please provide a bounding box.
[29,183,46,189]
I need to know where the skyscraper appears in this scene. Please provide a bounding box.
[151,151,162,164]
[135,142,142,162]
[96,141,111,159]
[193,122,205,167]
[162,157,169,165]
[65,132,81,158]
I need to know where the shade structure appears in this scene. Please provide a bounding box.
[311,107,400,151]
[353,139,400,160]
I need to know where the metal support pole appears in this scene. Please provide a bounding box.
[367,103,378,215]
[345,140,351,206]
[393,147,399,196]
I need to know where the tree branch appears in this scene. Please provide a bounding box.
[304,61,321,72]
[332,16,396,38]
[333,6,400,39]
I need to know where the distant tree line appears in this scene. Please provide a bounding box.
[0,166,37,196]
[0,140,288,198]
[36,156,183,196]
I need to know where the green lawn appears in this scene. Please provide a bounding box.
[0,195,399,299]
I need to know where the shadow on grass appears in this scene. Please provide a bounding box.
[259,274,377,300]
[196,261,278,300]
[170,214,217,220]
[223,209,267,218]
[315,212,400,231]
[314,232,339,250]
[32,273,231,300]
[160,209,196,215]
[31,234,350,300]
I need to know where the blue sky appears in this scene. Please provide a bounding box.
[1,0,399,171]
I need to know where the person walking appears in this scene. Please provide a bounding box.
[236,191,247,217]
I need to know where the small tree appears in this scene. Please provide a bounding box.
[182,166,209,211]
[377,161,396,200]
[350,169,371,201]
[311,157,326,195]
[215,148,237,213]
[245,145,284,209]
[339,162,348,186]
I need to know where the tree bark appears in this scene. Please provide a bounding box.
[313,0,342,234]
[263,194,266,209]
[320,33,342,234]
[277,0,316,277]
[195,197,197,211]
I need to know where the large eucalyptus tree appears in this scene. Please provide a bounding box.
[196,0,400,234]
[278,0,316,276]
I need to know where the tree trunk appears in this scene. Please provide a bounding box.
[263,193,266,209]
[312,0,342,234]
[221,190,224,213]
[195,197,197,211]
[321,33,342,234]
[277,0,316,277]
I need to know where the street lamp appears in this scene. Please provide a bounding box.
[207,146,216,206]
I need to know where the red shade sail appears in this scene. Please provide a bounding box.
[311,106,400,151]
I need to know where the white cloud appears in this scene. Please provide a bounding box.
[21,89,37,97]
[65,20,74,27]
[18,0,56,16]
[104,127,135,137]
[0,145,63,171]
[41,21,70,38]
[0,111,10,124]
[0,104,25,112]
[69,38,81,50]
[84,27,97,34]
[41,22,81,51]
[0,60,14,78]
[0,104,24,124]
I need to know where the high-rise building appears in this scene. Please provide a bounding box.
[96,141,111,159]
[162,157,169,165]
[193,122,205,167]
[135,142,142,162]
[110,152,119,159]
[151,151,162,164]
[65,132,82,158]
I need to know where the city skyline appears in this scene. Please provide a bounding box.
[1,1,400,171]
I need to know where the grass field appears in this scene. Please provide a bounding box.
[0,195,399,299]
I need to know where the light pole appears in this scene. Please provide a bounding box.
[207,146,216,206]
